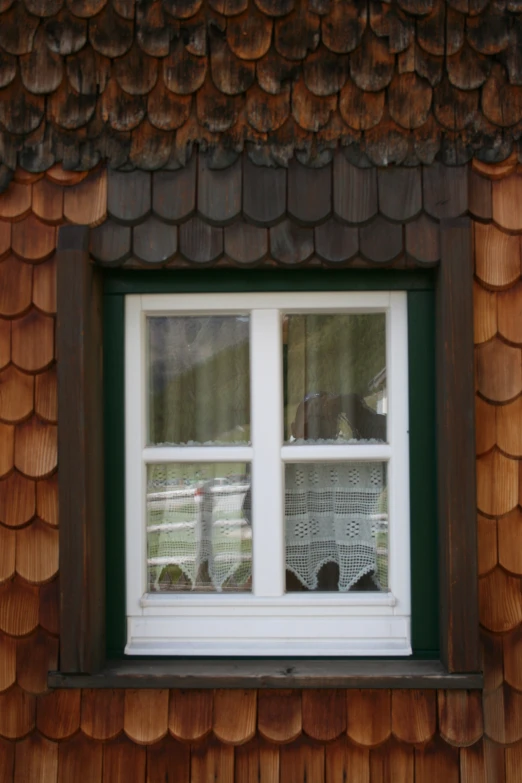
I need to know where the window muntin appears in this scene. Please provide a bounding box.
[125,291,410,656]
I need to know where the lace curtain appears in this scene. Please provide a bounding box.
[147,464,252,592]
[146,313,388,593]
[285,462,387,591]
[147,462,387,593]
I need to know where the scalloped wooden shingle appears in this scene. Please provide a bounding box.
[258,690,302,744]
[57,733,103,783]
[36,689,81,740]
[16,627,59,694]
[124,690,169,745]
[213,690,257,745]
[0,365,33,424]
[146,736,190,783]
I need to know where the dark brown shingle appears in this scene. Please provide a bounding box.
[1,0,522,180]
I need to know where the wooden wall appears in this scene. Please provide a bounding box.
[0,159,520,782]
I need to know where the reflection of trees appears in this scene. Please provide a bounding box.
[149,317,250,444]
[285,314,386,436]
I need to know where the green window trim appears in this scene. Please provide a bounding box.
[103,269,438,661]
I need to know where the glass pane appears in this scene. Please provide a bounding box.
[283,313,386,443]
[285,462,388,592]
[146,463,252,593]
[148,315,250,445]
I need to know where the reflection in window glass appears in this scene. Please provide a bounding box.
[285,462,388,593]
[146,463,252,593]
[148,316,250,445]
[283,314,387,443]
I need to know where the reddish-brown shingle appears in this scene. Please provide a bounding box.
[477,514,497,576]
[438,691,484,747]
[213,689,257,744]
[258,690,302,744]
[58,733,103,783]
[16,628,58,695]
[0,366,33,424]
[124,690,169,745]
[1,146,522,779]
[36,688,81,740]
[146,737,190,783]
[14,417,57,479]
[498,509,522,573]
[168,689,213,741]
[279,737,325,783]
[370,738,414,783]
[15,520,58,584]
[0,257,32,318]
[81,689,125,741]
[102,736,146,783]
[346,690,391,747]
[14,733,57,783]
[0,530,15,588]
[0,632,16,696]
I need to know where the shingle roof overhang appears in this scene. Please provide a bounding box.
[1,0,522,191]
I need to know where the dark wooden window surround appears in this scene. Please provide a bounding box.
[50,219,482,689]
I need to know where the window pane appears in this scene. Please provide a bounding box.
[148,316,250,445]
[146,463,252,593]
[283,314,386,443]
[285,462,388,592]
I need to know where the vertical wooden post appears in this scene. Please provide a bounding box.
[437,217,479,672]
[57,225,105,673]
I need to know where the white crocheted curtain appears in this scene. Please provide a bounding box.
[285,462,388,592]
[146,464,252,593]
[147,462,387,594]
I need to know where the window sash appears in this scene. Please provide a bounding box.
[125,291,410,656]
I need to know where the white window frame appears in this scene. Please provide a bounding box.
[124,291,410,656]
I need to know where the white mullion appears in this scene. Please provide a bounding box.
[143,446,253,463]
[125,296,147,615]
[387,292,410,615]
[250,309,285,597]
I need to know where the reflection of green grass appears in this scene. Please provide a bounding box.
[375,530,388,589]
[147,507,244,525]
[147,463,248,491]
[148,515,252,592]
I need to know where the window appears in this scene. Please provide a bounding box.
[55,220,479,686]
[124,291,411,656]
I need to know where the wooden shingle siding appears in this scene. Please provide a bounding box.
[87,149,471,268]
[0,158,519,779]
[473,161,522,761]
[2,1,522,179]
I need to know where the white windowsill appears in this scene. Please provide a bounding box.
[126,613,411,657]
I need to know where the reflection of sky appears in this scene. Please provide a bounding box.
[148,316,250,382]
